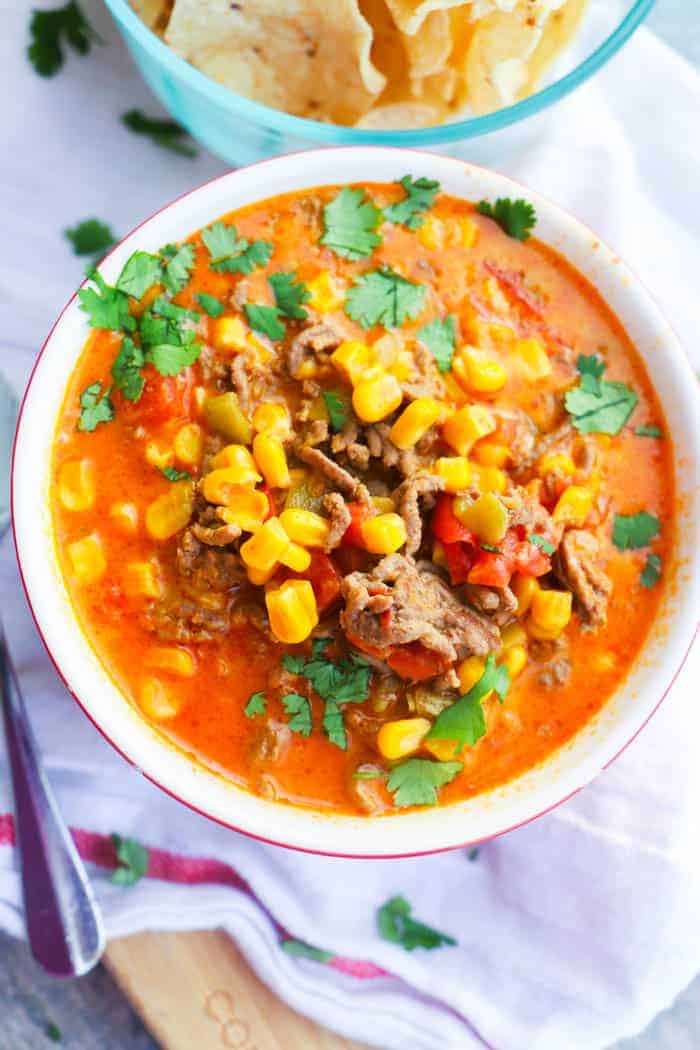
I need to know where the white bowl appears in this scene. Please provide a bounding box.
[13,148,700,857]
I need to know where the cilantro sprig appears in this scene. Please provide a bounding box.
[244,690,267,717]
[477,197,536,241]
[282,638,372,749]
[77,381,114,432]
[345,266,426,329]
[322,391,350,432]
[386,759,463,809]
[122,109,197,158]
[245,272,311,341]
[111,338,145,402]
[110,834,149,887]
[416,315,457,372]
[196,292,225,317]
[320,187,383,260]
[160,466,191,482]
[244,304,285,341]
[65,218,116,261]
[201,221,273,275]
[378,895,456,950]
[425,654,509,755]
[612,511,661,551]
[28,1,101,77]
[635,424,663,438]
[281,939,333,964]
[640,553,662,589]
[282,693,313,737]
[529,534,555,555]
[78,267,135,333]
[384,175,440,230]
[565,354,638,436]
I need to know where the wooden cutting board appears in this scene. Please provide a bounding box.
[105,931,372,1050]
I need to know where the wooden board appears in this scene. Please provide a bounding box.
[105,931,372,1050]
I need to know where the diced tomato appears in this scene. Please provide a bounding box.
[121,364,194,423]
[431,494,477,545]
[387,643,449,681]
[512,541,551,577]
[301,551,342,613]
[443,541,478,585]
[343,501,372,547]
[467,551,513,589]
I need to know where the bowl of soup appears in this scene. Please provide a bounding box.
[13,148,699,856]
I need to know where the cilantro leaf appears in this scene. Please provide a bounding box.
[151,296,200,325]
[384,175,440,230]
[476,198,536,241]
[640,553,662,589]
[345,266,426,329]
[386,759,463,809]
[78,268,134,332]
[529,533,555,555]
[281,653,306,675]
[122,108,197,158]
[269,271,310,320]
[320,187,383,260]
[281,939,333,963]
[65,218,115,259]
[77,381,114,432]
[468,847,480,861]
[111,337,145,402]
[378,895,456,950]
[612,511,661,551]
[416,315,457,372]
[245,304,286,341]
[322,700,346,749]
[426,654,508,754]
[282,645,372,750]
[322,391,350,432]
[196,292,225,317]
[110,834,149,887]
[201,221,273,275]
[28,1,101,77]
[116,250,163,300]
[282,692,313,737]
[138,296,202,375]
[146,343,201,376]
[160,466,191,482]
[45,1021,62,1043]
[565,356,638,436]
[161,243,195,296]
[635,424,663,438]
[244,690,267,717]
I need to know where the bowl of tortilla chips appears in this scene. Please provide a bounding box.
[105,0,653,164]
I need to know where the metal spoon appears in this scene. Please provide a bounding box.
[0,371,105,976]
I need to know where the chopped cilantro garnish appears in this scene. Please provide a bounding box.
[612,511,661,551]
[244,690,267,717]
[416,315,457,372]
[160,466,191,482]
[116,250,163,300]
[245,304,286,341]
[322,700,346,750]
[139,296,202,376]
[476,197,536,241]
[147,342,201,376]
[281,939,333,963]
[426,654,509,755]
[480,543,500,553]
[78,268,134,333]
[640,553,662,589]
[269,271,310,320]
[111,338,145,402]
[345,266,426,329]
[201,221,273,275]
[28,1,101,77]
[45,1022,62,1043]
[77,381,114,432]
[320,186,383,260]
[282,693,313,737]
[529,534,555,555]
[196,292,225,317]
[160,243,195,296]
[384,175,440,230]
[387,758,463,809]
[110,834,149,887]
[65,218,115,259]
[635,424,663,438]
[322,391,349,432]
[378,895,456,950]
[121,109,197,158]
[565,355,638,435]
[282,639,372,749]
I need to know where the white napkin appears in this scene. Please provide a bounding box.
[1,5,699,1048]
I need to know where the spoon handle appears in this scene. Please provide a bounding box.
[1,628,105,976]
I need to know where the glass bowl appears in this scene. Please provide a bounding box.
[104,0,654,166]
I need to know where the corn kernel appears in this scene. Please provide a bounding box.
[252,402,291,438]
[67,533,106,585]
[371,496,395,514]
[373,333,413,382]
[353,373,403,424]
[452,347,508,394]
[138,678,182,721]
[307,271,344,312]
[442,371,469,407]
[529,589,572,639]
[432,540,448,568]
[240,517,291,572]
[218,488,269,532]
[483,276,510,314]
[145,481,194,540]
[204,392,253,444]
[148,646,196,678]
[209,443,260,478]
[377,718,431,761]
[360,513,407,555]
[417,216,444,249]
[445,215,478,249]
[296,359,319,380]
[512,573,539,616]
[109,501,139,534]
[253,433,290,489]
[457,656,486,695]
[58,459,96,511]
[453,492,508,544]
[470,464,508,495]
[247,564,277,586]
[145,441,173,470]
[265,579,319,644]
[502,645,527,678]
[279,541,312,573]
[193,386,207,414]
[442,404,495,456]
[593,651,617,673]
[124,560,162,599]
[173,423,204,466]
[552,485,593,527]
[389,398,443,450]
[472,440,510,468]
[246,333,274,363]
[331,341,380,386]
[279,508,330,548]
[423,737,462,761]
[538,452,576,477]
[433,457,472,493]
[212,316,248,353]
[469,317,515,349]
[500,622,528,649]
[513,337,552,381]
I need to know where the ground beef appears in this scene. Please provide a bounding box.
[197,345,230,386]
[143,597,231,643]
[340,554,499,666]
[176,530,242,592]
[502,485,562,542]
[297,445,369,502]
[403,341,446,401]
[323,492,351,551]
[463,583,517,627]
[191,521,242,546]
[492,407,538,468]
[230,347,278,415]
[554,529,612,627]
[539,655,571,689]
[331,421,371,470]
[406,683,457,718]
[393,471,445,557]
[286,322,343,378]
[531,635,571,689]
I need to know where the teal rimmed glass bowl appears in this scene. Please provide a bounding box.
[103,0,655,166]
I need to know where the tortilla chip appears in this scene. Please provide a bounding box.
[463,3,541,114]
[356,101,444,129]
[402,9,452,79]
[523,0,589,97]
[384,0,467,36]
[130,0,172,32]
[164,0,385,124]
[411,67,458,104]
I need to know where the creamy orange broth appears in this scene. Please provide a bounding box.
[51,184,673,814]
